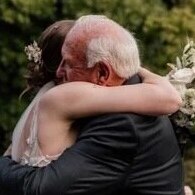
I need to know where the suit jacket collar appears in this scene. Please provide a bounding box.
[123,74,141,85]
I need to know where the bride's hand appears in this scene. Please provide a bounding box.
[138,67,166,84]
[138,67,182,113]
[3,144,12,156]
[184,185,193,195]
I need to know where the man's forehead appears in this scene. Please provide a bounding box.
[62,40,71,53]
[61,43,80,60]
[62,38,86,57]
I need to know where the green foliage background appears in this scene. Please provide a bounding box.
[0,0,195,191]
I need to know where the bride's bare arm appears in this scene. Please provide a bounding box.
[40,68,182,119]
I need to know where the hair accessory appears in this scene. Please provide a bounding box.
[24,41,42,65]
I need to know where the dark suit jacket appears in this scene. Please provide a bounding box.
[0,76,184,195]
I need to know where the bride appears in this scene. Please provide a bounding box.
[5,20,181,168]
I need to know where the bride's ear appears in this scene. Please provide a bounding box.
[96,62,111,85]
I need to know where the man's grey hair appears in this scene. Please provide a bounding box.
[66,15,141,79]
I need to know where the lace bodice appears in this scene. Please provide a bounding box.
[11,82,61,167]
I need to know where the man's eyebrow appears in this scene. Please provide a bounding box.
[61,58,72,66]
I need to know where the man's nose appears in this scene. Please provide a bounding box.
[56,66,64,78]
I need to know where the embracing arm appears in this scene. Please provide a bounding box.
[41,68,182,119]
[0,114,137,195]
[136,68,182,114]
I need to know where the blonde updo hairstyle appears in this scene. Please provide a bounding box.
[23,20,75,94]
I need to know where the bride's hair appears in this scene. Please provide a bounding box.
[23,20,75,95]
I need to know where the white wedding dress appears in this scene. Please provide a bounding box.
[11,82,61,167]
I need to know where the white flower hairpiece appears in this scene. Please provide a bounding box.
[24,41,42,65]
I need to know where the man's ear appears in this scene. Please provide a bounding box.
[96,62,111,85]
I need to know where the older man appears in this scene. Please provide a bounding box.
[0,15,183,195]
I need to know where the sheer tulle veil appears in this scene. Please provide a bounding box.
[11,81,55,162]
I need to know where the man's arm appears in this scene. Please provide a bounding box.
[0,114,138,195]
[0,156,36,194]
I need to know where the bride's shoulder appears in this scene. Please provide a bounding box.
[54,81,98,90]
[39,81,99,109]
[45,81,100,97]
